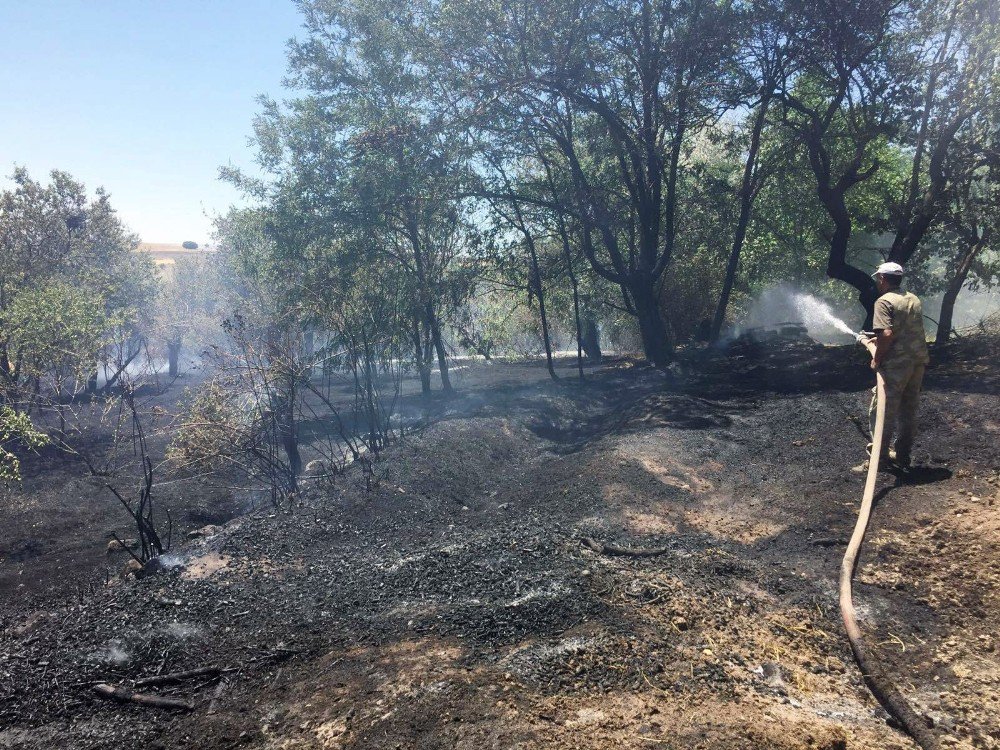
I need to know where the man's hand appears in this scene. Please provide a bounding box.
[857,332,877,358]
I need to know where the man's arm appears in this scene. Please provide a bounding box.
[863,297,895,369]
[870,329,894,369]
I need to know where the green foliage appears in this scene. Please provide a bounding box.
[1,281,122,383]
[0,168,156,404]
[167,382,247,473]
[0,407,48,481]
[225,0,1000,368]
[152,253,227,361]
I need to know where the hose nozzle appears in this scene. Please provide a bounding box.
[855,330,874,345]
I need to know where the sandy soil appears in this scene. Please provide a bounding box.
[1,338,998,749]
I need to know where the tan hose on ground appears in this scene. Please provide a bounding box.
[839,360,939,749]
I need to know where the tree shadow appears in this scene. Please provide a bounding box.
[900,466,952,485]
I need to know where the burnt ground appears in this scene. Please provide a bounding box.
[1,338,999,750]
[0,380,248,607]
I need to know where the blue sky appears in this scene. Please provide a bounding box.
[0,1,303,244]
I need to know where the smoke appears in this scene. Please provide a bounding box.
[163,621,203,640]
[155,553,186,570]
[924,287,1000,332]
[734,283,1000,346]
[91,641,131,665]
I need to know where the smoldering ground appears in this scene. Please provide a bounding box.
[2,333,998,750]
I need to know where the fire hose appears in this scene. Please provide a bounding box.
[840,337,939,749]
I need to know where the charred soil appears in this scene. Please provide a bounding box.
[1,339,999,750]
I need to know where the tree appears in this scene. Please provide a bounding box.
[0,168,156,411]
[709,6,788,340]
[0,406,48,482]
[887,0,1000,267]
[477,151,560,379]
[439,0,740,364]
[227,0,478,394]
[776,0,911,323]
[152,253,224,378]
[775,0,999,324]
[924,115,1000,344]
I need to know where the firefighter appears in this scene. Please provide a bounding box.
[854,262,929,472]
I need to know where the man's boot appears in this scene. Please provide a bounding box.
[851,456,896,474]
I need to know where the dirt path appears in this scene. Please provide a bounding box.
[1,341,998,749]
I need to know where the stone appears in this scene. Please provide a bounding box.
[120,559,143,579]
[304,460,326,475]
[187,525,222,539]
[106,538,139,554]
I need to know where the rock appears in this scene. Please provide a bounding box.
[120,559,143,579]
[819,730,847,750]
[187,525,222,539]
[106,538,139,554]
[671,616,690,631]
[13,611,47,637]
[761,662,784,687]
[304,460,326,475]
[825,657,846,674]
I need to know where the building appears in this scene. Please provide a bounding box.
[137,242,215,278]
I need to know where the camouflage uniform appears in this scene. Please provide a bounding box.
[868,291,929,465]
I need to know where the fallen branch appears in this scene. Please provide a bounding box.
[92,683,193,710]
[134,666,232,688]
[580,537,668,557]
[208,678,229,715]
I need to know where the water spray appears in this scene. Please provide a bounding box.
[789,292,858,338]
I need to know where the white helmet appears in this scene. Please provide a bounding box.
[872,261,904,278]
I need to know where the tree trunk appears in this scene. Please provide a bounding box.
[936,281,962,346]
[525,237,557,381]
[279,388,301,479]
[581,316,602,363]
[411,317,432,395]
[630,277,672,366]
[0,342,9,382]
[936,236,984,345]
[167,340,181,378]
[103,337,144,393]
[540,151,584,379]
[818,184,879,328]
[553,213,585,378]
[710,93,770,342]
[303,330,315,358]
[492,158,557,381]
[566,256,584,380]
[428,309,453,393]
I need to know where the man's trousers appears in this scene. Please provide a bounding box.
[868,360,926,463]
